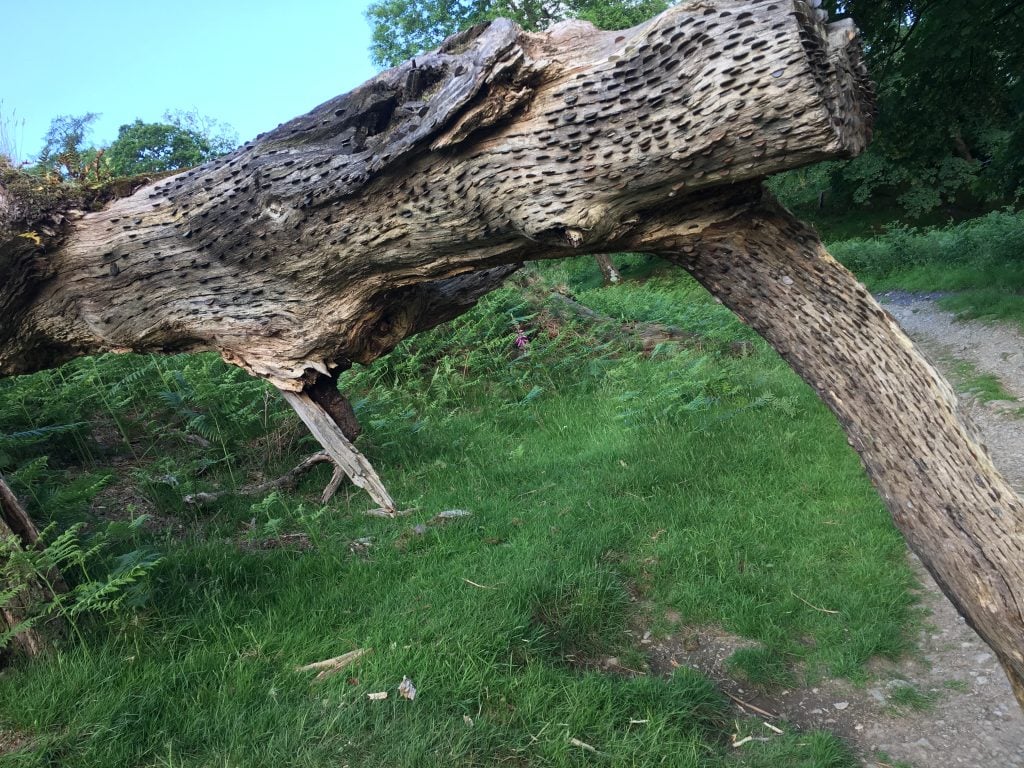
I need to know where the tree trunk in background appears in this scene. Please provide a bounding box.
[2,0,1023,708]
[0,477,64,660]
[593,254,621,285]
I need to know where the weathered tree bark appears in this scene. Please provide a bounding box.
[0,0,870,384]
[2,0,1022,706]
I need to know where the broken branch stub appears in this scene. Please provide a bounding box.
[280,391,396,513]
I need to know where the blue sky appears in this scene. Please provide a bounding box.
[3,0,379,161]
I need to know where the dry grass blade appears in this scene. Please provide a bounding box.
[791,590,840,614]
[462,578,497,590]
[296,648,369,681]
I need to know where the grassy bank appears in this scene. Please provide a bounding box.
[0,260,917,766]
[829,208,1024,326]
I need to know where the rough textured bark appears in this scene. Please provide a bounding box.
[0,1,870,385]
[1,0,1022,708]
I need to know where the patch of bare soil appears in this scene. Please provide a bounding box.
[0,725,30,756]
[644,295,1024,767]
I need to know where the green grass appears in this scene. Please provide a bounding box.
[0,259,917,766]
[726,648,796,691]
[885,684,940,713]
[948,360,1016,403]
[829,208,1024,327]
[873,750,915,768]
[938,289,1024,327]
[730,731,858,768]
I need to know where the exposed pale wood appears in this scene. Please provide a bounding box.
[296,647,369,681]
[280,391,396,512]
[321,466,348,505]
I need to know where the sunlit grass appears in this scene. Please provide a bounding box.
[0,258,912,766]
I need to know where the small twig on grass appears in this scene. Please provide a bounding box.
[296,647,369,681]
[762,720,784,735]
[462,578,497,590]
[723,691,779,720]
[568,737,601,755]
[731,735,770,748]
[790,590,840,614]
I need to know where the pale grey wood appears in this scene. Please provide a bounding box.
[280,391,396,512]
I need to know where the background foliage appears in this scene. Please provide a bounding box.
[776,0,1024,219]
[366,0,671,67]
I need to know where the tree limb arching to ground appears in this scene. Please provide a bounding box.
[1,0,1023,706]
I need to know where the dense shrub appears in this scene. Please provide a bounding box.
[831,209,1024,280]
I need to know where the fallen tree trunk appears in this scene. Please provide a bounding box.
[2,0,1023,706]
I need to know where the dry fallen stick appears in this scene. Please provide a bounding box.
[295,647,369,681]
[185,451,336,507]
[723,691,779,720]
[364,507,415,519]
[321,466,347,504]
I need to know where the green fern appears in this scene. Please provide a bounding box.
[0,518,163,654]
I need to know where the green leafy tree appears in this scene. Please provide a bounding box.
[105,110,237,177]
[367,0,670,68]
[775,0,1024,217]
[36,113,104,181]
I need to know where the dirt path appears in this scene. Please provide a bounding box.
[858,293,1024,767]
[650,293,1024,767]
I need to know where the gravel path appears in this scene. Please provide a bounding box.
[857,294,1024,766]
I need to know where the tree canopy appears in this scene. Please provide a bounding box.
[35,113,103,181]
[104,111,236,177]
[30,110,236,181]
[776,0,1024,217]
[366,0,671,67]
